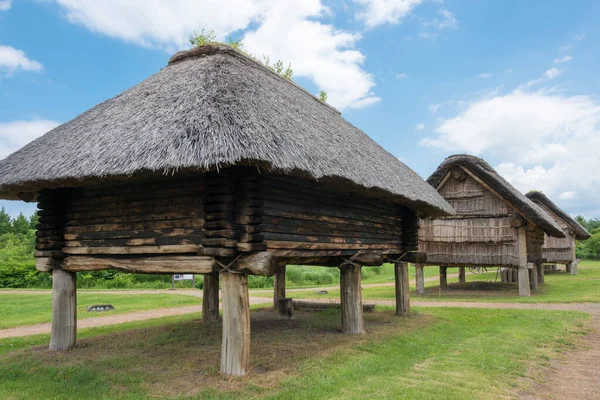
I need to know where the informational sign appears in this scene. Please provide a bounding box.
[173,274,194,281]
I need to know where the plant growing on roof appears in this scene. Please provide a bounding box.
[189,29,294,81]
[319,91,328,102]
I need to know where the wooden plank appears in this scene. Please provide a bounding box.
[265,241,402,250]
[62,256,216,274]
[62,245,200,255]
[293,301,375,313]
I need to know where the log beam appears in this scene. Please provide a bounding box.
[394,262,410,317]
[340,264,365,334]
[273,266,286,308]
[62,256,217,274]
[458,267,466,283]
[220,272,251,377]
[49,269,77,351]
[415,264,425,294]
[202,273,220,323]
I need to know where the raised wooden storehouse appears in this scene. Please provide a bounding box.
[0,45,453,376]
[526,191,590,275]
[416,155,565,296]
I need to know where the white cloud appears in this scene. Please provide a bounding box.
[415,123,425,130]
[396,72,408,79]
[354,0,423,28]
[0,0,11,11]
[554,55,572,64]
[421,90,600,215]
[47,0,378,110]
[545,67,562,79]
[0,46,43,75]
[477,72,492,79]
[0,120,60,159]
[559,191,577,200]
[429,103,442,114]
[435,9,458,30]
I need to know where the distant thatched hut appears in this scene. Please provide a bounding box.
[526,191,590,275]
[416,155,564,296]
[0,45,453,376]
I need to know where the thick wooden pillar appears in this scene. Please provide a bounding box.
[518,265,531,297]
[458,267,466,283]
[220,272,250,377]
[529,265,539,291]
[340,264,365,334]
[537,262,544,285]
[394,262,410,317]
[278,298,294,320]
[439,266,448,288]
[565,262,572,274]
[49,269,77,351]
[202,272,220,323]
[273,265,286,308]
[415,264,425,294]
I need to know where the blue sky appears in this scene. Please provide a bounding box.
[1,0,599,219]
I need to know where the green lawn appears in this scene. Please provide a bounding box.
[0,293,201,329]
[0,306,588,399]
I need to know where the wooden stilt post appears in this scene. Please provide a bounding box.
[570,238,578,275]
[537,262,544,285]
[415,264,425,294]
[394,262,410,317]
[273,265,286,308]
[565,262,572,274]
[202,272,219,323]
[517,227,530,297]
[439,266,448,288]
[277,298,294,320]
[340,264,365,334]
[529,265,539,291]
[458,267,466,283]
[49,268,77,351]
[220,272,250,377]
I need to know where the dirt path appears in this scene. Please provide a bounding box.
[0,295,272,339]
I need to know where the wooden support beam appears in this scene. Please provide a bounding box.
[458,267,466,283]
[415,264,425,294]
[278,298,294,320]
[439,266,448,288]
[273,266,286,308]
[529,265,539,291]
[394,262,410,317]
[62,256,217,274]
[340,264,365,334]
[220,272,251,377]
[49,269,77,351]
[537,262,544,285]
[517,227,530,297]
[236,252,280,276]
[202,273,219,323]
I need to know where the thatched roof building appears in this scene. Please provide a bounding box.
[417,154,564,296]
[0,45,453,376]
[526,191,590,274]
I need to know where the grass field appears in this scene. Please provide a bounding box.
[0,293,201,329]
[0,306,588,399]
[288,262,600,303]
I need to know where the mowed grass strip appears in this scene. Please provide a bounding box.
[0,293,201,329]
[0,306,588,399]
[291,262,600,304]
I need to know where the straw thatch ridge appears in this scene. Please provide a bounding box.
[0,45,453,217]
[526,191,591,240]
[427,154,565,238]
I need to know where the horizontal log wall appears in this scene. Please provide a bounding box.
[35,189,69,259]
[60,177,205,256]
[526,226,545,263]
[262,175,405,257]
[419,169,520,267]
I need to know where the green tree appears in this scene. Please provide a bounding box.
[29,211,39,230]
[0,208,11,235]
[12,213,31,236]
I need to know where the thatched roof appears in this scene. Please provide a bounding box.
[0,45,453,217]
[526,191,591,240]
[428,154,565,238]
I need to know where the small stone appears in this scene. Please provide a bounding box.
[87,304,115,312]
[316,290,328,295]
